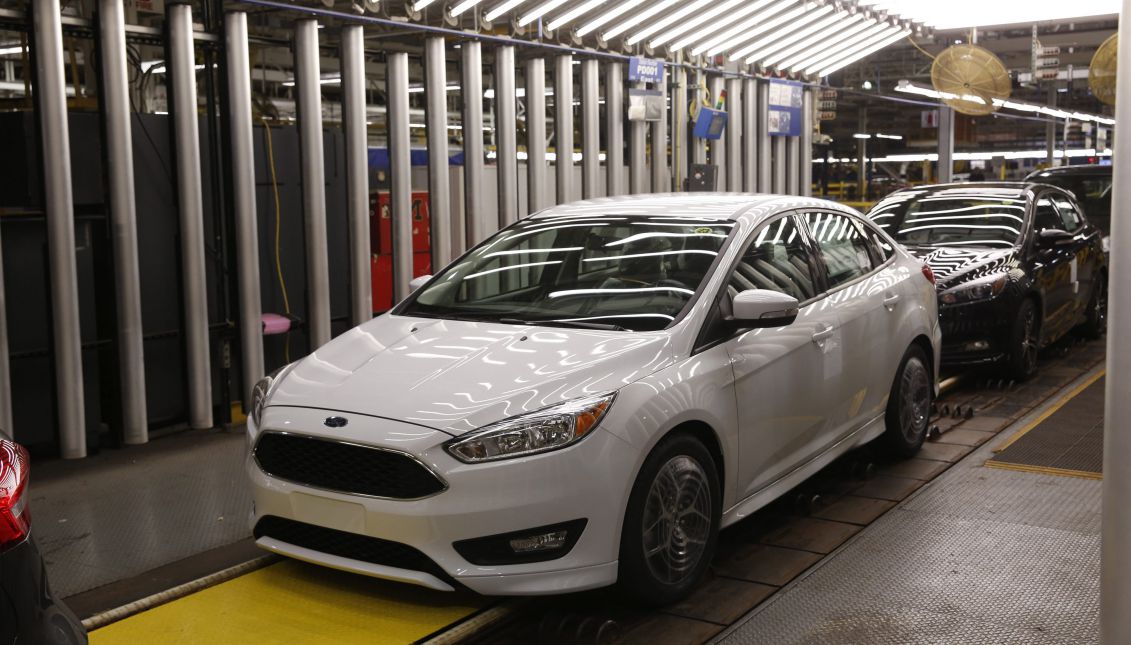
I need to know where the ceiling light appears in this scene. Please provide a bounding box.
[519,0,571,26]
[721,5,831,60]
[737,10,843,63]
[855,0,1117,30]
[803,23,900,74]
[450,0,488,17]
[896,81,1116,125]
[483,0,528,21]
[0,46,26,56]
[547,0,606,31]
[695,0,807,57]
[785,19,876,72]
[577,0,647,36]
[816,29,909,77]
[646,0,748,48]
[603,0,678,39]
[413,0,439,10]
[761,13,863,67]
[876,133,902,139]
[625,0,713,45]
[668,0,785,52]
[853,133,872,139]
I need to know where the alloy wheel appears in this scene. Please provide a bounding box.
[641,455,712,585]
[899,357,931,442]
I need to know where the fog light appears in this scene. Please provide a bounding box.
[964,340,990,351]
[509,530,568,553]
[453,519,587,565]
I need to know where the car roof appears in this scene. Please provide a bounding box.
[886,182,1030,199]
[525,192,857,224]
[1026,164,1111,178]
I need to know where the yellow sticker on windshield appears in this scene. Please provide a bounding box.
[693,227,713,234]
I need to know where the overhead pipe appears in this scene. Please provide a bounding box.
[651,66,669,192]
[462,41,487,243]
[554,54,574,204]
[167,1,212,431]
[726,77,742,192]
[294,19,331,348]
[605,61,624,197]
[580,58,599,199]
[341,25,372,325]
[495,45,519,227]
[424,37,452,266]
[525,57,548,214]
[387,52,414,300]
[98,0,147,443]
[742,77,758,191]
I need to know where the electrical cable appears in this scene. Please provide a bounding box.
[907,35,936,61]
[260,117,292,362]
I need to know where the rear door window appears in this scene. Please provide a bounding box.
[803,212,875,289]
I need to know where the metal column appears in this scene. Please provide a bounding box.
[99,0,146,443]
[462,42,486,244]
[629,76,647,194]
[710,76,726,190]
[168,2,211,431]
[341,25,371,325]
[0,224,9,433]
[651,67,668,192]
[554,54,574,204]
[580,58,599,198]
[756,80,771,192]
[742,78,757,192]
[800,88,813,197]
[496,45,519,226]
[388,52,413,300]
[526,58,548,213]
[224,11,263,411]
[424,37,452,265]
[787,135,800,195]
[772,136,786,194]
[1046,86,1057,167]
[726,77,742,192]
[938,105,954,183]
[692,70,708,165]
[294,20,331,348]
[673,63,688,191]
[1103,4,1131,642]
[605,61,624,196]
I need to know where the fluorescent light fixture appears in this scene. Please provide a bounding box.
[786,19,878,72]
[853,133,872,139]
[577,0,647,36]
[450,0,488,16]
[0,46,26,56]
[603,0,678,39]
[855,0,1117,30]
[804,23,901,75]
[896,81,1116,125]
[696,0,809,57]
[834,147,1112,164]
[816,28,909,77]
[413,0,439,10]
[547,0,606,31]
[723,5,832,60]
[484,0,528,21]
[519,0,571,26]
[646,0,748,48]
[407,84,461,93]
[876,133,903,140]
[625,0,712,45]
[282,75,341,87]
[484,87,555,98]
[667,0,782,52]
[755,12,859,65]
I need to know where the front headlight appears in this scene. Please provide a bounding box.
[445,393,617,463]
[940,274,1008,305]
[250,366,288,429]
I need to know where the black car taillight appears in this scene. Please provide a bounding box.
[0,439,30,552]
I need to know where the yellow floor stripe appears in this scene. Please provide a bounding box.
[985,460,1103,480]
[91,560,485,645]
[992,368,1106,453]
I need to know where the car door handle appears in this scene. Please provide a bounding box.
[811,325,835,344]
[883,293,901,309]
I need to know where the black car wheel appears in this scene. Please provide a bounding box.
[1005,298,1040,381]
[618,434,720,606]
[880,345,932,458]
[1080,275,1107,339]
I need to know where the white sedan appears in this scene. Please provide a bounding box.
[246,194,940,605]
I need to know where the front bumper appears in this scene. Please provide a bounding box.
[938,297,1014,367]
[246,406,634,596]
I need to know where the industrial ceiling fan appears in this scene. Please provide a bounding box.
[930,44,1011,116]
[1089,33,1118,106]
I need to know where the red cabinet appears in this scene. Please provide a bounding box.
[371,192,433,313]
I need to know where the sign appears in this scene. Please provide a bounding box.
[628,88,665,121]
[819,89,838,100]
[767,79,803,137]
[1034,69,1060,81]
[819,111,837,121]
[1037,45,1061,57]
[921,109,939,128]
[628,57,665,84]
[1036,56,1060,68]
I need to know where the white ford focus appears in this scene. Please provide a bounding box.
[246,194,940,604]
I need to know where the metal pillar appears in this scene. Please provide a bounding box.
[99,0,146,443]
[1102,4,1131,641]
[772,137,786,194]
[424,37,452,265]
[462,42,486,244]
[801,88,814,197]
[856,108,867,199]
[168,2,211,431]
[726,77,742,192]
[938,105,954,183]
[554,54,574,203]
[743,78,758,192]
[294,19,331,348]
[526,58,548,213]
[710,76,726,190]
[496,45,519,226]
[0,223,9,434]
[629,103,647,194]
[580,58,599,198]
[341,25,371,325]
[756,80,771,192]
[1046,87,1057,167]
[651,67,668,192]
[673,62,688,192]
[693,70,708,165]
[224,11,263,411]
[787,135,800,195]
[605,61,624,196]
[388,52,413,300]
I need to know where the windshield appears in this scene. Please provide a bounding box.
[1036,175,1111,233]
[398,215,735,331]
[870,193,1025,248]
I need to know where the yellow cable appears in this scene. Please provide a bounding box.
[907,35,936,61]
[261,118,291,362]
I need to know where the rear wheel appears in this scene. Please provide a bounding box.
[1005,299,1040,381]
[1079,275,1107,339]
[618,434,720,606]
[880,346,932,458]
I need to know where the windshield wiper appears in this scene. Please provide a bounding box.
[497,317,628,332]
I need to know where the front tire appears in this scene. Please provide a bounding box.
[880,346,932,458]
[1005,298,1040,381]
[1079,275,1107,339]
[618,434,720,606]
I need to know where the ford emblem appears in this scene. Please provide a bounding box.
[324,416,349,428]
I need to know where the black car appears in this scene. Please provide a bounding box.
[1025,164,1113,238]
[1,435,87,645]
[868,182,1107,379]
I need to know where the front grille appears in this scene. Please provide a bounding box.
[253,516,449,582]
[253,432,446,499]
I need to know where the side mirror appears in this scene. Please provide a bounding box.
[729,289,800,328]
[1036,229,1074,249]
[408,275,432,292]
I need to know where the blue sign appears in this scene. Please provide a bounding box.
[768,79,803,137]
[628,57,665,83]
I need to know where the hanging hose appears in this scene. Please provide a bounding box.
[260,118,292,362]
[907,35,937,61]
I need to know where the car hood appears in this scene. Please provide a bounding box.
[905,245,1019,291]
[267,315,675,436]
